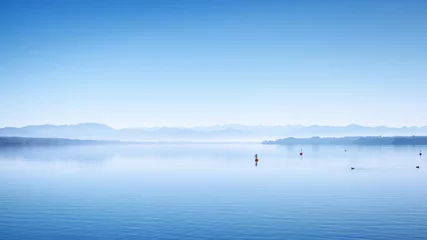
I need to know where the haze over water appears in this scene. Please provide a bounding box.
[2,0,427,239]
[1,144,426,240]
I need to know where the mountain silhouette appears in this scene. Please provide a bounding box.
[1,123,427,141]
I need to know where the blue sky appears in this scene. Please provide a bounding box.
[1,0,426,128]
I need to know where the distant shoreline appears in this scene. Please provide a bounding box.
[0,137,128,147]
[0,137,259,147]
[262,136,427,145]
[2,136,427,147]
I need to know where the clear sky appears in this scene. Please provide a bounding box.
[1,0,426,128]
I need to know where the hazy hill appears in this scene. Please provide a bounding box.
[1,123,427,141]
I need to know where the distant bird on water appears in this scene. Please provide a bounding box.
[416,166,420,169]
[420,151,422,157]
[351,167,355,170]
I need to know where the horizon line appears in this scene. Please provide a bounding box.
[1,122,427,130]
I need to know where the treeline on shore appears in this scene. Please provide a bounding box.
[2,136,427,147]
[0,137,123,147]
[262,136,427,145]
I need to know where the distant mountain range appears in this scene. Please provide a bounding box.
[1,123,427,142]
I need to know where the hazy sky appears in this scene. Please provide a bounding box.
[1,0,426,128]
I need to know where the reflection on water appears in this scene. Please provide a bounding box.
[0,144,426,240]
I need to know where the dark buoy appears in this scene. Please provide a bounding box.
[255,154,259,162]
[420,151,422,157]
[345,149,347,152]
[300,149,303,156]
[351,167,355,170]
[416,166,420,169]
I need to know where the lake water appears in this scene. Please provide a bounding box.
[0,144,426,240]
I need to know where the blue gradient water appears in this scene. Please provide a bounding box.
[1,144,426,239]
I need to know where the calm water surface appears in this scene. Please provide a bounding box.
[0,144,426,239]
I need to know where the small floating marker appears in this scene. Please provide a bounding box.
[420,151,422,156]
[416,166,420,169]
[351,167,355,170]
[254,154,259,167]
[300,149,303,156]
